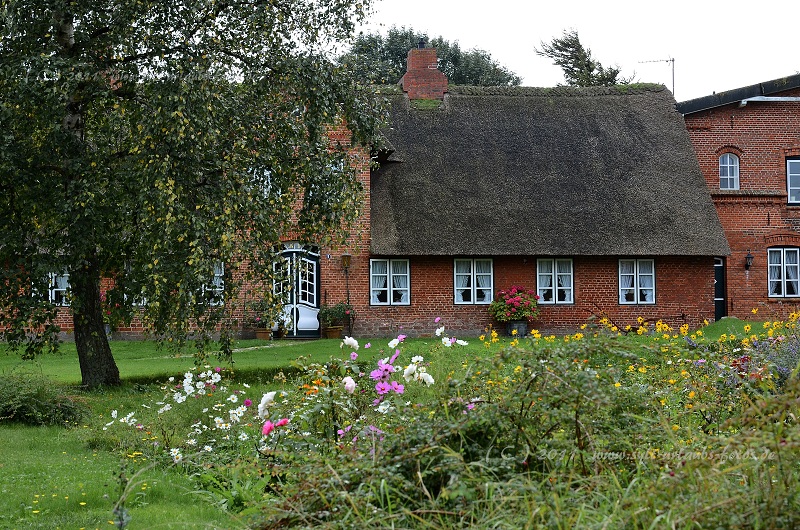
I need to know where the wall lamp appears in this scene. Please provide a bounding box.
[745,251,754,271]
[341,252,352,272]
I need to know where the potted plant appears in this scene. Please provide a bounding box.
[487,285,540,336]
[318,301,353,339]
[247,295,283,340]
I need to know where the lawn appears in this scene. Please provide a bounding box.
[1,315,798,529]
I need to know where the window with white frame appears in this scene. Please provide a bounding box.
[768,248,800,297]
[454,259,493,304]
[537,259,573,304]
[370,259,410,305]
[203,262,225,304]
[49,272,70,305]
[788,158,800,203]
[619,259,655,304]
[719,153,740,190]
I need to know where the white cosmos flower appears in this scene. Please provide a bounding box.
[435,326,445,337]
[342,336,359,350]
[403,364,417,382]
[343,376,356,394]
[227,394,238,403]
[419,371,435,386]
[456,339,469,346]
[258,391,277,418]
[111,410,118,419]
[388,338,400,348]
[442,337,452,347]
[377,401,392,414]
[411,356,424,364]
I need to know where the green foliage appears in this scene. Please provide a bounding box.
[0,0,384,386]
[0,372,87,425]
[317,301,354,327]
[537,29,635,87]
[340,26,522,86]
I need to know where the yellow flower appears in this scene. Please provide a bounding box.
[614,382,621,387]
[672,425,680,431]
[668,379,676,385]
[479,334,485,341]
[511,329,518,336]
[638,366,647,373]
[637,316,644,324]
[696,330,703,337]
[743,324,751,334]
[751,308,758,314]
[688,391,696,399]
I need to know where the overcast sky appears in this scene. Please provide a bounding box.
[356,0,800,102]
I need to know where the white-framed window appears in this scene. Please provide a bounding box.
[719,153,740,190]
[370,259,410,305]
[537,259,573,304]
[768,248,800,297]
[619,259,655,304]
[203,262,225,305]
[454,259,493,304]
[49,272,70,306]
[788,159,800,203]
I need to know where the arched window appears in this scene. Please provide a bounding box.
[719,153,739,190]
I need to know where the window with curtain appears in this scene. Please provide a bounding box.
[49,272,70,306]
[619,259,655,304]
[370,259,410,305]
[719,153,739,190]
[768,248,800,297]
[203,262,225,305]
[537,259,573,304]
[454,259,493,304]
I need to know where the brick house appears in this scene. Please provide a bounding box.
[676,75,800,320]
[329,46,729,337]
[46,47,731,339]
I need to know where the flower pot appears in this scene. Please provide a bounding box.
[255,329,272,340]
[506,321,527,337]
[323,325,343,339]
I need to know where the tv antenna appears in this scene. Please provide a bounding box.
[639,57,675,97]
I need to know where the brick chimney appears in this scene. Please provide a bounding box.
[400,42,448,100]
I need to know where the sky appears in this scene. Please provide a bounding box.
[356,0,800,102]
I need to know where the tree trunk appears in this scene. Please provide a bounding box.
[71,260,120,389]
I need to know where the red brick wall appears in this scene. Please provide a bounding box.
[340,255,715,338]
[683,90,800,319]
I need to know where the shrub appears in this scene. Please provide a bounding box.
[0,372,87,426]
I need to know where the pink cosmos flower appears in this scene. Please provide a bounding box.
[390,381,405,394]
[244,399,252,407]
[350,352,358,360]
[434,317,441,323]
[364,343,371,349]
[375,381,391,395]
[275,418,289,427]
[262,420,275,436]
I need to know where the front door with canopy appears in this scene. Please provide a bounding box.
[274,243,320,338]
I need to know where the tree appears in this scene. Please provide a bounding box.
[0,0,384,388]
[339,26,522,86]
[536,29,634,87]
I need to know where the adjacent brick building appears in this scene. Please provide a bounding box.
[677,75,800,321]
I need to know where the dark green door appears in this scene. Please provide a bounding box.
[714,258,727,321]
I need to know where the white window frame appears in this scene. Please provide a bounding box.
[719,153,740,190]
[619,259,655,305]
[768,248,800,298]
[49,272,70,306]
[202,262,225,305]
[370,259,410,306]
[788,159,800,204]
[453,259,493,305]
[537,259,574,304]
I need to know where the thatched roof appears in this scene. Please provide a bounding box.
[370,85,730,257]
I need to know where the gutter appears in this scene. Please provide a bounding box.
[739,96,800,107]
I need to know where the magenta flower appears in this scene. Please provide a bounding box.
[244,399,252,407]
[390,381,405,394]
[262,420,275,436]
[435,317,441,323]
[364,343,371,349]
[375,381,391,395]
[350,352,358,360]
[275,418,289,427]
